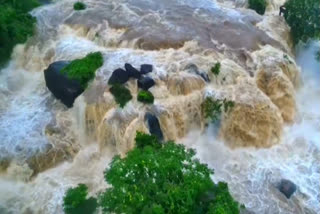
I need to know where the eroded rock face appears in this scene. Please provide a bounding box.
[219,79,283,148]
[167,73,205,95]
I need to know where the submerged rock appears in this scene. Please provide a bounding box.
[144,113,164,141]
[44,61,84,108]
[140,64,153,74]
[138,76,155,90]
[184,63,210,82]
[108,68,130,85]
[278,179,297,199]
[125,63,141,79]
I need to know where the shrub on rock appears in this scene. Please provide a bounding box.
[109,84,132,108]
[73,2,86,11]
[60,52,103,89]
[137,90,154,104]
[63,184,98,214]
[211,62,221,76]
[202,98,234,122]
[0,0,39,66]
[248,0,267,15]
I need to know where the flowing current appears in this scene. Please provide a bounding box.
[0,0,319,213]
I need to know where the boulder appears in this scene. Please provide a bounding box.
[278,179,297,199]
[140,64,153,74]
[44,61,84,108]
[145,113,164,141]
[125,63,141,79]
[184,63,210,82]
[138,76,155,90]
[108,68,130,85]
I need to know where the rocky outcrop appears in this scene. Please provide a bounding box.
[140,64,153,74]
[138,76,155,90]
[144,113,164,141]
[125,63,141,79]
[278,179,297,199]
[44,61,84,108]
[108,68,130,85]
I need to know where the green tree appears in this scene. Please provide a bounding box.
[73,2,86,11]
[0,0,39,66]
[63,184,98,214]
[248,0,267,15]
[284,0,320,44]
[99,132,240,214]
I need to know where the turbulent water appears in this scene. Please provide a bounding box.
[0,0,319,213]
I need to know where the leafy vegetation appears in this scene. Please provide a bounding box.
[99,132,241,214]
[110,84,132,108]
[211,62,221,76]
[63,132,241,214]
[284,0,320,44]
[63,184,98,214]
[137,90,154,104]
[0,0,39,66]
[202,98,235,122]
[248,0,267,15]
[60,52,103,89]
[73,2,86,11]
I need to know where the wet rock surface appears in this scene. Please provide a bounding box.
[278,179,297,199]
[44,61,84,108]
[144,113,164,141]
[138,76,155,90]
[108,68,130,85]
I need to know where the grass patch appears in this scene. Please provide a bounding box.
[248,0,267,15]
[0,0,39,67]
[60,52,103,89]
[110,84,132,108]
[137,90,154,104]
[73,2,86,11]
[211,62,221,76]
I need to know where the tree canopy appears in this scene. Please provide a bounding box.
[284,0,320,44]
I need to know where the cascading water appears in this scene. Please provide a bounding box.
[0,0,319,213]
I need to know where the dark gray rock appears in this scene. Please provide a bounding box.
[138,76,155,90]
[44,61,84,108]
[125,63,141,79]
[278,179,297,199]
[184,63,210,82]
[144,113,163,141]
[108,68,130,85]
[140,64,153,74]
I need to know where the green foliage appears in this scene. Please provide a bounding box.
[137,90,154,104]
[0,0,39,66]
[99,132,240,214]
[110,84,132,108]
[207,183,240,214]
[202,98,234,122]
[248,0,267,15]
[73,2,86,11]
[135,131,160,149]
[211,62,221,76]
[60,52,103,89]
[284,0,320,44]
[63,184,98,214]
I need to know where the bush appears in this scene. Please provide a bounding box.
[99,132,241,214]
[284,0,320,44]
[202,98,234,122]
[137,90,154,104]
[63,184,98,214]
[109,84,132,108]
[73,2,86,11]
[211,62,221,76]
[60,52,103,89]
[248,0,267,15]
[0,0,39,66]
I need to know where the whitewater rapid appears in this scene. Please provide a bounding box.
[0,0,319,214]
